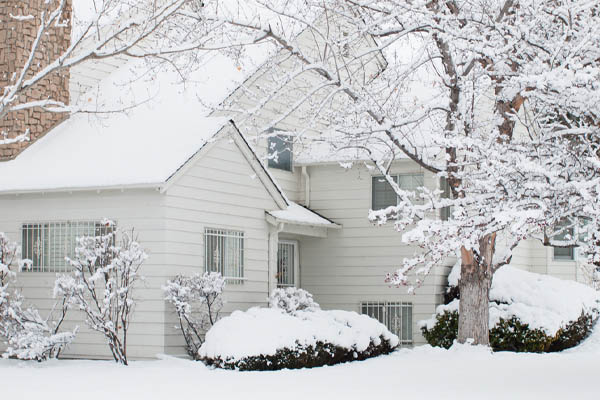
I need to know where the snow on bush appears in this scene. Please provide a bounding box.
[0,233,75,361]
[199,307,399,370]
[54,223,146,365]
[421,265,600,352]
[163,272,225,359]
[268,287,320,314]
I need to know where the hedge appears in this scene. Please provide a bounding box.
[421,310,596,353]
[201,335,397,371]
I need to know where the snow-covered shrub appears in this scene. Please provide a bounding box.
[199,307,399,370]
[163,272,225,359]
[268,287,319,314]
[54,223,146,365]
[0,233,76,361]
[421,266,600,352]
[421,311,458,350]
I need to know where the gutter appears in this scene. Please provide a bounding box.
[0,183,164,196]
[301,165,310,208]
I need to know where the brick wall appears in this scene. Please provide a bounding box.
[0,0,71,161]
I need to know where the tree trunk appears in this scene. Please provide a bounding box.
[457,233,496,346]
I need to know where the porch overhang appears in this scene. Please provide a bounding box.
[265,201,341,238]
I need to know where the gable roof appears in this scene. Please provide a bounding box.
[0,46,275,194]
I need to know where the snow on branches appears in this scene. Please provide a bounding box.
[54,222,147,365]
[268,287,320,314]
[195,0,600,344]
[163,272,226,359]
[0,233,75,361]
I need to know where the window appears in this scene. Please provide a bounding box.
[371,173,424,210]
[360,301,413,345]
[553,223,575,261]
[277,241,297,288]
[267,134,293,171]
[205,228,244,282]
[21,221,113,273]
[440,177,452,221]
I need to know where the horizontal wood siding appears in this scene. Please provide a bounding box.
[163,135,279,355]
[298,163,449,345]
[0,189,166,359]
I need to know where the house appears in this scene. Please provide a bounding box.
[0,2,592,360]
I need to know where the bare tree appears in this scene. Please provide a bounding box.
[0,233,75,361]
[54,222,147,365]
[196,0,600,345]
[0,0,209,154]
[163,272,226,359]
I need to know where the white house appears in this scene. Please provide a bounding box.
[0,10,591,360]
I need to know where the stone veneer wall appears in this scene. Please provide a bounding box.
[0,0,71,160]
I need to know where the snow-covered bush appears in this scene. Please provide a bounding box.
[54,223,146,365]
[199,307,399,370]
[0,233,75,361]
[163,272,225,359]
[421,266,600,352]
[268,287,320,314]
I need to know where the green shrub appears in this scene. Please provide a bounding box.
[489,317,553,352]
[421,309,598,353]
[201,335,397,371]
[421,311,458,349]
[549,312,597,352]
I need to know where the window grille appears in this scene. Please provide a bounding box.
[372,174,424,210]
[21,221,113,273]
[205,228,244,283]
[360,301,413,345]
[277,241,296,287]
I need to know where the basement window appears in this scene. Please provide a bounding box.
[360,301,413,345]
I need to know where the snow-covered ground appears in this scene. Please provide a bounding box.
[2,325,600,400]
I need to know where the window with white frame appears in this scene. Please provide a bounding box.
[21,221,114,273]
[440,177,452,221]
[277,241,297,287]
[553,222,575,261]
[360,301,413,345]
[267,133,293,172]
[204,228,244,282]
[372,173,424,210]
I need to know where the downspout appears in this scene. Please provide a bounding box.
[302,166,310,208]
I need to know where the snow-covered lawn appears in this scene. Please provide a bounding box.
[2,326,599,400]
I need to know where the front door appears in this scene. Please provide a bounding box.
[277,240,298,288]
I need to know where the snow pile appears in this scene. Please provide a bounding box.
[422,266,600,336]
[199,307,399,362]
[268,287,320,313]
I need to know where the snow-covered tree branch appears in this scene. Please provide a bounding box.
[196,0,600,345]
[163,272,225,359]
[54,222,147,365]
[0,233,76,361]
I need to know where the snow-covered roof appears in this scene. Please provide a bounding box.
[0,46,274,194]
[267,201,339,228]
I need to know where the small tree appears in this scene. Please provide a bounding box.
[0,233,75,361]
[163,272,225,359]
[54,222,146,365]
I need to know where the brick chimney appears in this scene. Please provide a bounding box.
[0,0,71,161]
